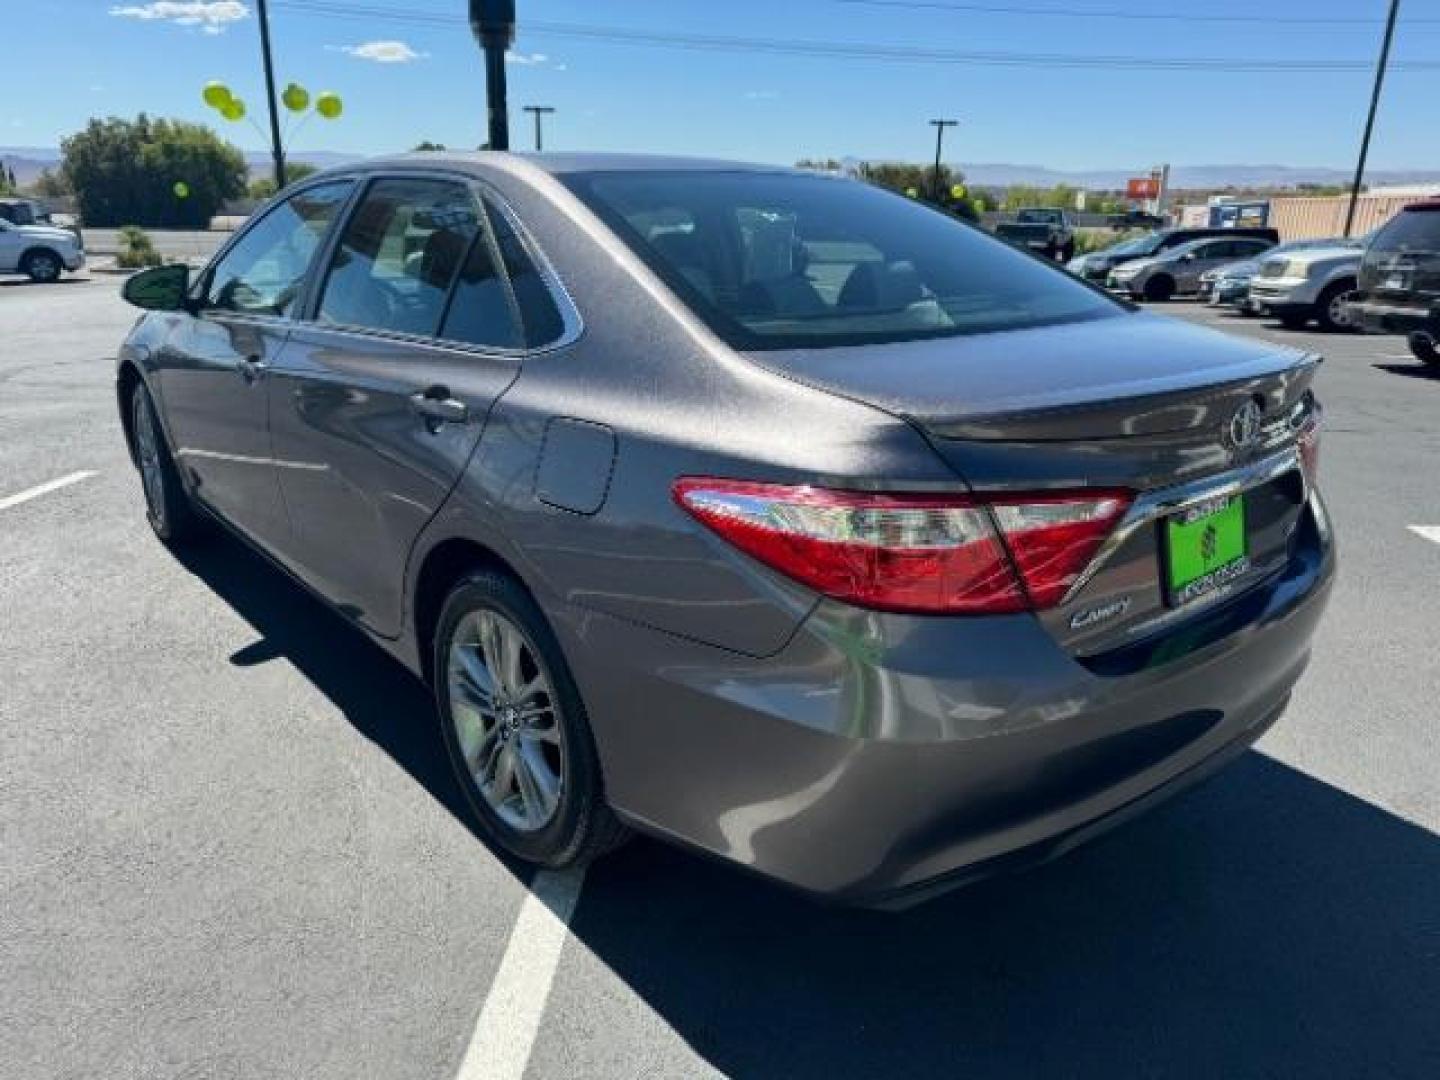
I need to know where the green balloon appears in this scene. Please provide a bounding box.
[315,91,343,120]
[950,183,967,199]
[202,81,233,109]
[221,99,246,122]
[173,181,190,199]
[282,82,310,113]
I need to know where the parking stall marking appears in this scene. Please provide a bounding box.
[454,868,586,1080]
[0,471,96,512]
[1408,526,1440,547]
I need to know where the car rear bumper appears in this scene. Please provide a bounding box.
[1348,299,1438,336]
[550,492,1336,905]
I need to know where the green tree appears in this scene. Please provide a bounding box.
[413,141,448,152]
[247,162,319,201]
[0,164,15,195]
[29,168,73,198]
[62,114,246,228]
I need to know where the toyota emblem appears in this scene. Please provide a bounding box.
[1227,399,1264,452]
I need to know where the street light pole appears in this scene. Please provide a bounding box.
[523,105,555,152]
[470,0,516,151]
[928,119,958,202]
[1345,0,1401,237]
[255,0,287,189]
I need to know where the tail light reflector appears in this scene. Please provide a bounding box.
[673,479,1131,615]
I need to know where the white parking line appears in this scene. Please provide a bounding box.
[455,868,586,1080]
[0,471,96,512]
[1408,526,1440,546]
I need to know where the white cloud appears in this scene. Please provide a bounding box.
[109,1,249,34]
[340,40,426,64]
[506,51,549,66]
[744,90,780,100]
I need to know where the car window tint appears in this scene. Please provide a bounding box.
[1371,208,1440,253]
[318,177,479,337]
[438,214,520,349]
[565,170,1119,349]
[206,180,352,317]
[488,204,565,348]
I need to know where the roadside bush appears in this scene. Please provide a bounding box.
[116,225,163,269]
[1073,228,1147,256]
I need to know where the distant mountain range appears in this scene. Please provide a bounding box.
[0,146,360,187]
[5,144,1438,193]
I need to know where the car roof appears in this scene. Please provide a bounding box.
[348,151,800,179]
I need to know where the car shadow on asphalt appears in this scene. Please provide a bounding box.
[1373,362,1440,382]
[174,532,1440,1080]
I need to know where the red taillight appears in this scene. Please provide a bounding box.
[673,478,1131,615]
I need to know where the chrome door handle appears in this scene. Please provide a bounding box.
[236,355,268,381]
[409,387,469,429]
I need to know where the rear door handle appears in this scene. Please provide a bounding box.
[409,386,469,429]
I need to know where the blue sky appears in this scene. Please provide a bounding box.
[3,0,1437,170]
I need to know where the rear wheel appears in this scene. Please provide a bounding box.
[435,570,628,868]
[1316,280,1358,333]
[1409,333,1440,369]
[22,249,62,284]
[130,381,206,545]
[1143,275,1175,302]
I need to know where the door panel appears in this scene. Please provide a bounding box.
[268,330,517,635]
[268,176,526,637]
[157,315,292,552]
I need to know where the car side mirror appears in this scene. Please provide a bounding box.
[122,263,192,312]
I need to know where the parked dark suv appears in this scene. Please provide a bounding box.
[1350,200,1440,367]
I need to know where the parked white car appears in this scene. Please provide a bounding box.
[1246,240,1365,332]
[0,217,86,282]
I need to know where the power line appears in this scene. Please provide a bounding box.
[270,0,1440,73]
[832,0,1440,28]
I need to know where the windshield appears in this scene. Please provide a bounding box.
[564,171,1121,350]
[1015,209,1059,224]
[1370,208,1440,254]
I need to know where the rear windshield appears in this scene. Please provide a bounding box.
[1370,207,1440,253]
[563,170,1121,350]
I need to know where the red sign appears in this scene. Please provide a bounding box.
[1127,177,1159,199]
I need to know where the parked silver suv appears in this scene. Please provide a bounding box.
[1108,236,1275,301]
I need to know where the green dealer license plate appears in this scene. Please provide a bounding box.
[1164,494,1249,606]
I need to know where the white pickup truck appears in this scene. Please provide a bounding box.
[0,200,85,282]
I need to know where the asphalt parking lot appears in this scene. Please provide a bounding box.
[3,275,1438,1079]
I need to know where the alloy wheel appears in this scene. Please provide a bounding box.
[446,609,564,832]
[132,391,166,528]
[1328,290,1356,329]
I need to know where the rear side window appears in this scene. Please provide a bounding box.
[1371,207,1440,253]
[206,180,352,317]
[564,170,1119,349]
[317,177,479,337]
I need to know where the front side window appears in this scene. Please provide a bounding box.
[317,177,481,337]
[206,180,352,317]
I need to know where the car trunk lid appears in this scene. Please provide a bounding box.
[746,311,1319,657]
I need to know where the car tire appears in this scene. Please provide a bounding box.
[1315,280,1358,333]
[22,249,63,284]
[1143,275,1175,302]
[434,570,629,868]
[1408,333,1440,369]
[130,380,207,546]
[1278,312,1310,330]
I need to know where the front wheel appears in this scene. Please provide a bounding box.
[130,381,206,545]
[1316,281,1359,333]
[435,571,628,868]
[1409,333,1440,369]
[23,249,63,284]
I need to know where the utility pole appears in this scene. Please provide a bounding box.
[523,105,555,152]
[470,0,516,151]
[255,0,286,190]
[928,119,958,202]
[1345,0,1401,237]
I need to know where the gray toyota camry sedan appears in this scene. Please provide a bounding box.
[116,153,1333,906]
